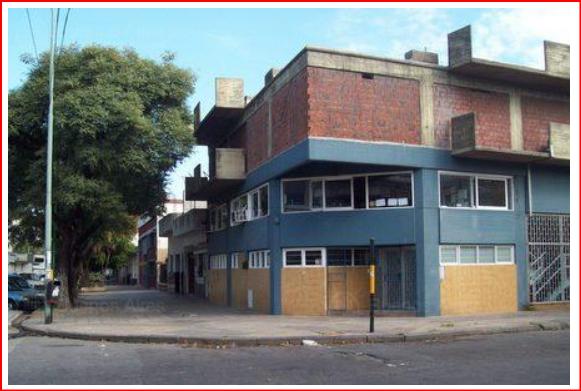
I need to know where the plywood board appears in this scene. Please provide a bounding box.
[208,270,227,305]
[282,268,326,315]
[440,265,517,315]
[346,267,371,311]
[247,269,271,313]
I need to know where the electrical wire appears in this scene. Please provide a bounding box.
[25,9,39,62]
[59,8,71,54]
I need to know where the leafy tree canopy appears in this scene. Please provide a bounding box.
[9,45,195,305]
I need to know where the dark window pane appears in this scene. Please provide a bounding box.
[311,180,323,209]
[368,174,412,208]
[353,249,370,265]
[478,179,506,208]
[283,181,310,212]
[285,251,302,266]
[305,250,323,266]
[440,175,473,207]
[353,177,367,209]
[327,248,351,266]
[259,186,268,216]
[325,179,352,208]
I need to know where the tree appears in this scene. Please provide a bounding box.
[9,45,195,306]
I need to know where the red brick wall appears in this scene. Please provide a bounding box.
[307,68,421,144]
[434,84,511,149]
[271,68,309,157]
[246,105,269,171]
[522,97,569,152]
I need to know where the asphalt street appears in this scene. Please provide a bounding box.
[8,330,569,385]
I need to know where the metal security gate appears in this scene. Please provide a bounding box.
[528,214,570,303]
[378,246,416,311]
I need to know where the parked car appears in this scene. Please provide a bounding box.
[8,275,44,311]
[18,272,45,290]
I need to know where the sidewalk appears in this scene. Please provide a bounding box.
[20,287,570,347]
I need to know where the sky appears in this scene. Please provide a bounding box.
[7,5,578,198]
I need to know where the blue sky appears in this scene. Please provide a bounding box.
[8,6,576,197]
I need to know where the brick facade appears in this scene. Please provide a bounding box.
[522,97,570,152]
[434,84,511,150]
[308,67,421,144]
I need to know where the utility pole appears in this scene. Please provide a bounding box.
[44,9,57,324]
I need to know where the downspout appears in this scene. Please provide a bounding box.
[527,164,533,216]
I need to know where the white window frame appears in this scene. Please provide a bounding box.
[231,252,243,269]
[210,254,228,269]
[230,184,269,226]
[281,172,415,214]
[249,250,271,269]
[438,245,515,265]
[438,171,513,211]
[283,248,326,267]
[365,171,414,209]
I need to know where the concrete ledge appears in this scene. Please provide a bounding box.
[18,320,568,349]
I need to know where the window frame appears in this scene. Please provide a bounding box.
[283,248,326,268]
[365,171,414,209]
[438,245,515,265]
[231,184,270,226]
[438,171,513,211]
[249,250,271,269]
[208,204,228,232]
[281,172,414,214]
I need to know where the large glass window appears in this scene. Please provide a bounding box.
[440,173,512,210]
[477,178,507,208]
[259,186,269,216]
[305,250,324,266]
[440,174,474,208]
[324,179,352,209]
[284,250,303,266]
[311,180,323,209]
[327,248,352,266]
[368,173,413,208]
[283,180,310,212]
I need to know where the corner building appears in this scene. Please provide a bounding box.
[188,26,570,316]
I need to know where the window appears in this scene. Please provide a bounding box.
[496,246,514,264]
[327,248,370,266]
[209,204,228,232]
[231,252,243,269]
[311,180,323,209]
[440,174,474,208]
[210,254,228,269]
[249,250,271,269]
[439,246,457,264]
[324,179,352,209]
[439,172,512,210]
[477,178,508,208]
[230,184,269,225]
[283,180,310,212]
[439,245,515,264]
[283,248,325,267]
[367,173,413,208]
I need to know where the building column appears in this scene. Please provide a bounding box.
[268,179,282,315]
[514,175,529,309]
[414,168,441,316]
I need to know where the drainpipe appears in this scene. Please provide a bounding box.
[527,164,533,216]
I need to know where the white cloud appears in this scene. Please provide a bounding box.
[327,7,576,69]
[472,7,576,69]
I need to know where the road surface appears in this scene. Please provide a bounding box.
[8,330,569,385]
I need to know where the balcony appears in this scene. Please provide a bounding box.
[185,148,246,201]
[448,26,569,94]
[451,113,569,166]
[158,213,177,237]
[194,78,246,145]
[158,209,207,238]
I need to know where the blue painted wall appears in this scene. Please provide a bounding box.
[530,166,570,214]
[205,138,567,315]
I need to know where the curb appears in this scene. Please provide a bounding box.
[18,320,569,348]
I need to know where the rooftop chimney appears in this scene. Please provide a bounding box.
[264,68,280,85]
[405,49,439,65]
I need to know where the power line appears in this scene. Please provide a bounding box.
[59,8,71,54]
[25,9,39,62]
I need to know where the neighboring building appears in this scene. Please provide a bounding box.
[137,199,185,289]
[158,198,208,297]
[187,25,570,316]
[8,251,45,276]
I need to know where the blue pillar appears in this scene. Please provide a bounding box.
[414,168,441,316]
[514,175,529,309]
[268,179,282,314]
